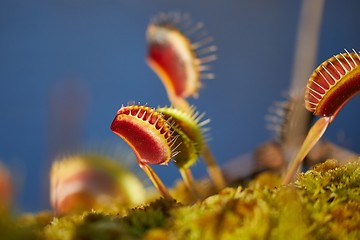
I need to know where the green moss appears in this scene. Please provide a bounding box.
[0,212,37,240]
[42,198,180,240]
[43,212,84,240]
[295,159,360,239]
[118,198,180,238]
[73,212,125,240]
[6,159,360,239]
[270,187,313,240]
[172,187,272,240]
[170,159,360,240]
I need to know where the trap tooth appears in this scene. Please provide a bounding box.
[305,50,360,117]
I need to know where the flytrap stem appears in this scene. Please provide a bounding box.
[179,168,201,200]
[202,143,227,190]
[140,163,173,200]
[282,117,331,185]
[172,95,193,113]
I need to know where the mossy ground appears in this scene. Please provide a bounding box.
[1,159,360,240]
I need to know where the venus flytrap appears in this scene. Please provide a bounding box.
[146,12,226,190]
[110,104,180,200]
[50,154,145,215]
[157,106,210,199]
[283,50,360,184]
[110,104,208,200]
[146,12,216,112]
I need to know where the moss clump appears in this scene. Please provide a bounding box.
[43,198,180,240]
[170,159,360,240]
[172,187,272,240]
[295,159,360,239]
[43,212,84,240]
[5,159,360,239]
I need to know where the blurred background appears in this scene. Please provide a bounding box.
[1,0,360,212]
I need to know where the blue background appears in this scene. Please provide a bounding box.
[1,0,360,212]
